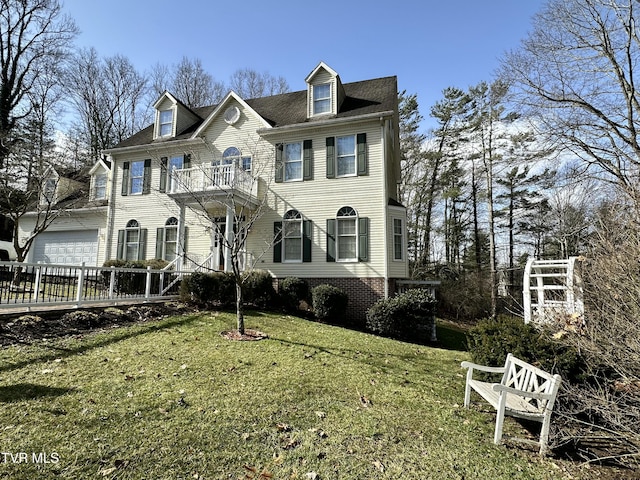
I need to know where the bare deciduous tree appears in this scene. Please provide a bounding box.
[228,68,289,98]
[151,57,226,108]
[0,0,77,169]
[502,0,640,205]
[67,48,148,163]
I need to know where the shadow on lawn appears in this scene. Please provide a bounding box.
[0,314,200,375]
[0,383,74,403]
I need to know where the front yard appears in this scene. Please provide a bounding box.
[0,310,600,479]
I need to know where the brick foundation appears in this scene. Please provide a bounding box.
[276,277,399,328]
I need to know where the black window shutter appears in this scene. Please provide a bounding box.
[273,221,282,263]
[326,219,336,262]
[116,229,125,259]
[184,153,191,169]
[357,133,368,176]
[155,227,165,259]
[303,220,312,262]
[121,162,130,196]
[143,159,151,194]
[159,157,168,193]
[275,144,283,183]
[139,228,148,260]
[358,217,369,262]
[303,139,313,180]
[325,137,335,179]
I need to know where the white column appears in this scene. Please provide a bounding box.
[224,205,234,272]
[177,203,186,270]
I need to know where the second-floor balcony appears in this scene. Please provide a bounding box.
[168,164,258,203]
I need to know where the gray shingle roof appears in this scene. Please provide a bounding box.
[112,76,397,150]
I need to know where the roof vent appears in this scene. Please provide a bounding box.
[224,106,240,125]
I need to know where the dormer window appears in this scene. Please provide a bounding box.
[43,178,57,203]
[93,173,107,200]
[159,109,173,137]
[313,83,331,115]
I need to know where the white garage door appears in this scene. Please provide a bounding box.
[33,230,98,266]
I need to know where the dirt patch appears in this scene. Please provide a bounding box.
[220,328,268,341]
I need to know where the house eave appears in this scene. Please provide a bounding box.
[23,205,109,217]
[257,110,395,137]
[103,137,205,156]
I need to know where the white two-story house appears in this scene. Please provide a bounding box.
[21,62,408,320]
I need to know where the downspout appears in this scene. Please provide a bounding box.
[104,155,117,261]
[381,117,390,299]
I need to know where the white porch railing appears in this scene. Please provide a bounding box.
[170,164,257,198]
[0,261,192,311]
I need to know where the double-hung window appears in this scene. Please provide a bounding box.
[284,142,303,181]
[336,135,356,177]
[122,159,151,195]
[326,133,367,178]
[393,218,404,261]
[168,156,183,192]
[130,160,144,194]
[313,83,331,115]
[159,110,173,137]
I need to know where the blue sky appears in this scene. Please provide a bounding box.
[61,0,543,131]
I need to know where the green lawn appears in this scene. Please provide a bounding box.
[0,311,581,479]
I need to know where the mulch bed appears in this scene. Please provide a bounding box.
[220,328,268,341]
[0,302,197,347]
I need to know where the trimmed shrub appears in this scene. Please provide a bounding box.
[466,315,583,381]
[279,277,309,312]
[186,271,235,307]
[312,284,348,322]
[242,270,275,308]
[366,288,436,340]
[102,259,169,294]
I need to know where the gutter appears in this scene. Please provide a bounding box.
[257,111,395,137]
[103,136,205,156]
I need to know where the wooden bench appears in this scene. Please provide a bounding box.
[461,353,562,455]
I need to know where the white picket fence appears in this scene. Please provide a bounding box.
[0,261,192,312]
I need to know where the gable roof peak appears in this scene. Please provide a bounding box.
[305,61,339,84]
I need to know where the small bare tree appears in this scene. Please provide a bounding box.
[550,198,640,467]
[150,138,276,334]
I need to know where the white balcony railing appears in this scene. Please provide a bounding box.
[169,164,257,198]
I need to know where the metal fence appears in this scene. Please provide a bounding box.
[0,261,191,311]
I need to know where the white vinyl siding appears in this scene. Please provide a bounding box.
[250,124,388,279]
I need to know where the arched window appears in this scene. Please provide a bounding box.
[220,146,252,171]
[336,207,357,261]
[125,219,140,260]
[283,210,303,262]
[117,220,147,261]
